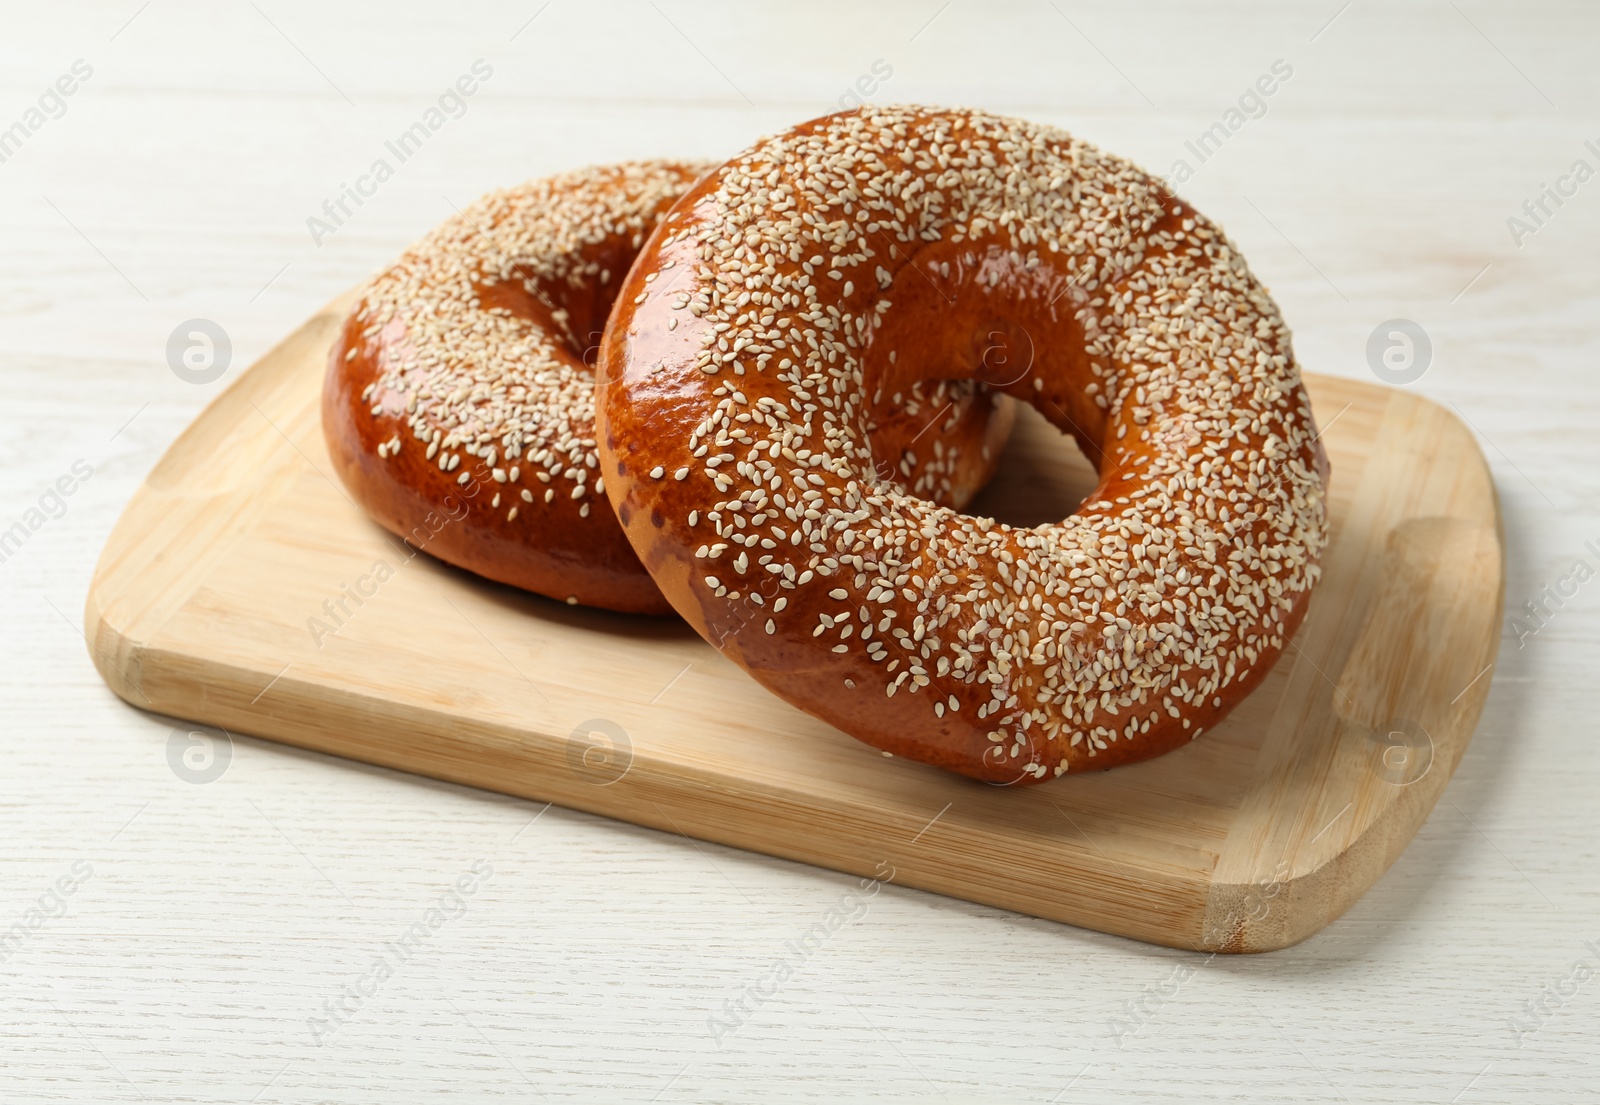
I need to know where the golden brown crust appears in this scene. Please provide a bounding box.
[324,307,673,611]
[323,161,707,612]
[597,107,1330,783]
[324,160,1014,614]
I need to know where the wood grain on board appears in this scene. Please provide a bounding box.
[84,291,1503,952]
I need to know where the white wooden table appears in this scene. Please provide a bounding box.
[3,2,1597,1100]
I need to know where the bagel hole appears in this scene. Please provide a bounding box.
[965,402,1098,527]
[476,239,643,374]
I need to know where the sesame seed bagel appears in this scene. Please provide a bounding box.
[597,108,1330,783]
[324,160,1015,613]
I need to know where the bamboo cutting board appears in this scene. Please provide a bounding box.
[85,291,1503,953]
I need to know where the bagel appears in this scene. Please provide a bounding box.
[597,108,1330,782]
[324,160,1013,614]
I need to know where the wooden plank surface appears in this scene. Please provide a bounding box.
[5,2,1599,1101]
[84,288,1502,954]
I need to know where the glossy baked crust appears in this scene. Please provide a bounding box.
[323,162,707,612]
[324,161,1015,614]
[597,107,1330,783]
